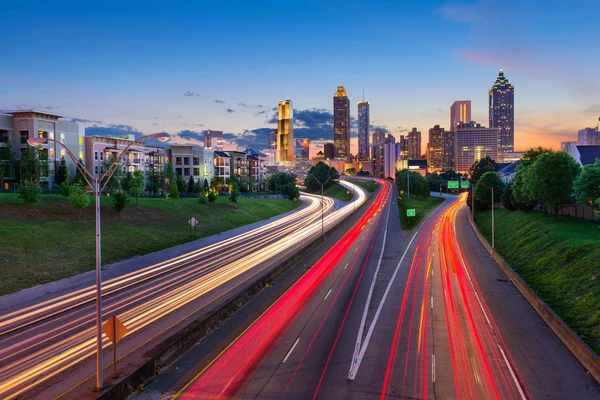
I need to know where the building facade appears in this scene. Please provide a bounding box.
[168,145,214,187]
[489,70,515,160]
[357,101,370,161]
[441,130,455,171]
[323,142,335,160]
[561,141,577,154]
[450,101,471,131]
[214,151,231,183]
[268,129,277,149]
[0,110,84,190]
[204,129,223,148]
[578,127,599,145]
[295,138,310,161]
[427,125,445,172]
[454,121,499,174]
[333,86,350,160]
[406,128,422,159]
[276,100,294,163]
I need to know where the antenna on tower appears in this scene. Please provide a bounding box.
[362,89,365,102]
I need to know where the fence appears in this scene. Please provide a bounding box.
[534,203,600,223]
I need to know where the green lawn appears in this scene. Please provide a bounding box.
[0,194,299,296]
[474,209,600,354]
[397,195,445,230]
[303,182,353,202]
[346,179,377,193]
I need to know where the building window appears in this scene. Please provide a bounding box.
[79,151,83,161]
[193,168,200,176]
[79,136,83,146]
[61,149,65,158]
[60,133,65,143]
[20,131,29,144]
[49,132,54,140]
[95,151,98,160]
[193,157,200,165]
[175,157,182,165]
[100,152,104,161]
[49,149,55,159]
[0,130,8,143]
[184,168,190,176]
[95,166,98,175]
[183,157,190,166]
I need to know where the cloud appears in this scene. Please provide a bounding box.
[254,110,267,117]
[580,105,600,117]
[108,124,136,131]
[175,130,204,143]
[371,125,389,134]
[256,104,264,108]
[68,117,103,124]
[184,91,200,97]
[181,122,205,127]
[215,100,226,104]
[238,102,248,107]
[226,108,235,113]
[153,116,159,119]
[177,115,183,119]
[397,127,408,132]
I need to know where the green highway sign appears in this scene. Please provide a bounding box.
[448,181,459,189]
[461,180,471,188]
[407,209,416,217]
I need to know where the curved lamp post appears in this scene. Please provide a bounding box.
[307,165,332,240]
[27,132,169,390]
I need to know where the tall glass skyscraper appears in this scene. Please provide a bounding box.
[333,86,350,160]
[357,101,370,161]
[276,100,294,163]
[489,70,515,160]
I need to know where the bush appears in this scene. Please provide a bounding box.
[207,191,217,203]
[112,190,130,213]
[229,183,240,203]
[501,183,516,210]
[19,179,43,205]
[198,194,208,204]
[69,181,90,209]
[167,182,180,199]
[60,181,72,197]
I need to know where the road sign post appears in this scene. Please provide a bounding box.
[188,217,198,238]
[407,208,416,225]
[448,181,459,190]
[102,315,128,379]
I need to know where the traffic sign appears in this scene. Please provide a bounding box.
[461,180,471,188]
[188,217,198,227]
[103,315,128,379]
[407,209,416,217]
[448,181,459,189]
[400,190,404,195]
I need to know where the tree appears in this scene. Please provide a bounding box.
[146,165,162,195]
[198,194,208,204]
[121,171,133,193]
[175,174,186,194]
[187,175,195,193]
[0,140,15,188]
[501,183,516,210]
[574,158,600,208]
[167,182,180,199]
[528,151,581,219]
[305,162,339,192]
[468,157,496,184]
[69,181,90,209]
[208,190,217,203]
[427,172,445,192]
[203,179,210,194]
[345,167,357,176]
[163,163,175,193]
[18,179,43,205]
[129,170,145,205]
[192,180,202,194]
[19,146,41,182]
[440,169,460,181]
[112,190,130,213]
[72,158,87,185]
[101,155,122,193]
[229,181,240,203]
[396,169,430,198]
[474,171,504,207]
[60,167,72,197]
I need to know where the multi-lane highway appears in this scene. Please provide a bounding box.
[0,182,367,400]
[176,183,600,399]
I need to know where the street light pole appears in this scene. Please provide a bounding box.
[27,132,169,390]
[307,167,331,240]
[407,168,410,199]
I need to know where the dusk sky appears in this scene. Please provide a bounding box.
[2,0,599,156]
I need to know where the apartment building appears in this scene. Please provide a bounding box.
[0,109,84,190]
[213,151,231,182]
[168,145,214,186]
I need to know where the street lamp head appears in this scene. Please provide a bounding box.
[147,132,170,142]
[27,137,48,146]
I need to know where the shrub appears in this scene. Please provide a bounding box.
[229,183,240,203]
[198,194,208,204]
[69,181,90,209]
[112,190,130,213]
[207,191,217,203]
[167,182,180,199]
[60,181,72,197]
[19,179,43,205]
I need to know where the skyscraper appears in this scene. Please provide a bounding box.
[333,86,350,160]
[323,142,335,160]
[268,129,277,149]
[276,100,294,163]
[441,130,455,171]
[357,101,370,161]
[489,70,515,160]
[295,138,310,161]
[454,121,499,174]
[578,127,599,145]
[427,125,445,172]
[450,101,471,131]
[407,128,422,159]
[204,129,223,148]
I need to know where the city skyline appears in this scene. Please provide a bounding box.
[2,1,599,156]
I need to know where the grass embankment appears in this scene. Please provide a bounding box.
[346,179,376,193]
[303,182,353,202]
[474,209,600,354]
[397,195,445,231]
[0,194,299,296]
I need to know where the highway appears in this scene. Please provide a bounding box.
[177,183,600,399]
[0,182,367,400]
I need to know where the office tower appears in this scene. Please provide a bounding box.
[428,125,444,172]
[441,130,455,171]
[561,141,577,154]
[276,100,294,162]
[489,69,515,160]
[333,86,350,160]
[450,101,471,131]
[323,142,335,160]
[358,101,370,161]
[268,129,277,149]
[295,138,310,161]
[372,128,385,146]
[407,128,422,159]
[578,127,599,145]
[454,121,499,174]
[383,141,397,179]
[204,129,223,148]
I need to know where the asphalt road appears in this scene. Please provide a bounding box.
[0,184,367,400]
[177,189,600,399]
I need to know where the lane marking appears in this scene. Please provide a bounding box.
[354,247,359,253]
[324,289,332,301]
[282,338,300,364]
[344,263,348,270]
[430,296,433,309]
[432,354,436,383]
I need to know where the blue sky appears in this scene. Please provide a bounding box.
[2,0,599,154]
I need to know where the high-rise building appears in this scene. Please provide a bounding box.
[489,70,515,160]
[454,121,499,174]
[398,135,408,160]
[561,141,577,153]
[441,130,455,171]
[427,125,445,172]
[372,128,385,146]
[323,142,335,160]
[450,101,471,131]
[578,127,599,145]
[333,86,350,160]
[204,129,223,148]
[407,128,422,159]
[268,129,277,149]
[295,138,310,161]
[357,101,370,161]
[276,100,294,163]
